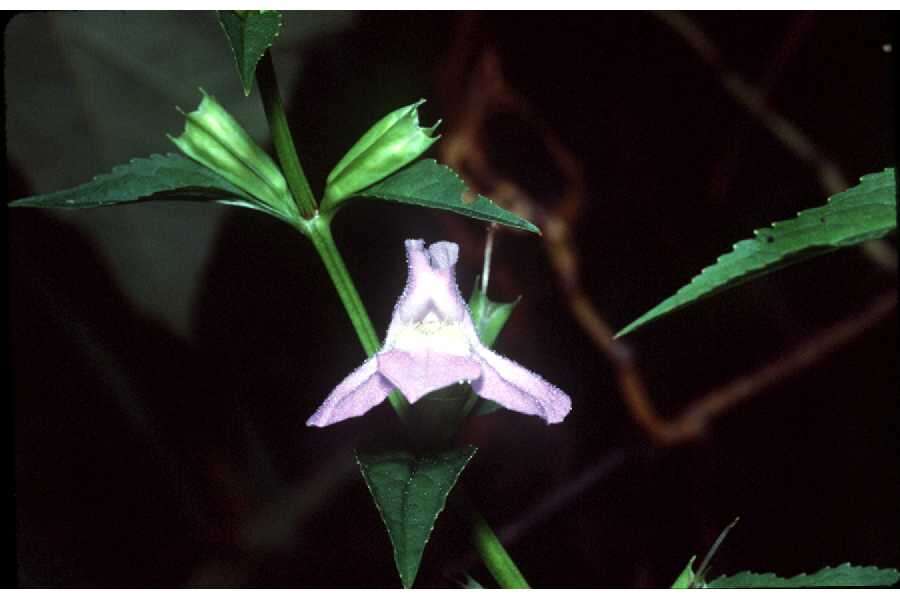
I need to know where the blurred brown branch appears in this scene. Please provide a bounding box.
[436,15,897,451]
[627,289,897,445]
[653,10,897,271]
[434,17,896,572]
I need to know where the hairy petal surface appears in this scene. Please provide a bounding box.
[472,346,572,424]
[306,357,395,427]
[378,350,481,404]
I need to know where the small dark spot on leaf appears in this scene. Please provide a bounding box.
[820,217,826,224]
[461,188,477,205]
[766,235,774,243]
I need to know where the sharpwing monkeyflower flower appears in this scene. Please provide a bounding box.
[306,239,572,427]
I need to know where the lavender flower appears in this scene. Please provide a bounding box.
[306,239,572,427]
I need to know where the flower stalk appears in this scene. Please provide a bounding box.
[305,217,410,422]
[471,503,530,588]
[254,50,525,588]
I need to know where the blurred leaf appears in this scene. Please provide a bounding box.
[217,11,283,96]
[707,563,900,588]
[617,168,897,337]
[6,11,353,336]
[460,573,484,588]
[671,556,696,589]
[356,446,477,588]
[356,159,541,234]
[11,153,255,209]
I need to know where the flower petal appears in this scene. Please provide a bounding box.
[306,357,395,427]
[426,241,459,271]
[471,347,572,424]
[378,350,481,403]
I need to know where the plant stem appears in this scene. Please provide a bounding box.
[256,51,318,219]
[252,36,515,587]
[471,508,530,588]
[306,218,410,421]
[254,49,408,423]
[481,223,497,295]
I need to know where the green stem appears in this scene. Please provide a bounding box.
[471,507,530,588]
[252,37,516,587]
[306,218,410,422]
[256,51,317,219]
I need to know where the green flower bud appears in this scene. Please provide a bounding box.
[322,99,440,210]
[168,89,296,219]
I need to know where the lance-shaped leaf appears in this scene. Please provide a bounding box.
[10,153,254,210]
[169,90,297,222]
[355,159,541,234]
[217,10,283,96]
[322,100,440,209]
[357,446,477,588]
[617,168,897,337]
[707,563,900,588]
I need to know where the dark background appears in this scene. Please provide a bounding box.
[9,11,897,587]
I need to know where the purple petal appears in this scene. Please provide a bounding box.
[471,347,572,424]
[378,350,481,403]
[306,357,395,427]
[390,240,470,327]
[426,241,459,270]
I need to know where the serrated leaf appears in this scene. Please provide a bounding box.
[357,446,477,588]
[707,563,900,588]
[671,556,696,589]
[617,168,897,337]
[10,153,255,210]
[217,11,283,96]
[6,11,351,335]
[356,159,541,234]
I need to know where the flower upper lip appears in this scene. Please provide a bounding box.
[306,239,572,427]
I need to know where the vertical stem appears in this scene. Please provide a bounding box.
[471,508,530,588]
[481,223,497,295]
[306,219,410,421]
[256,51,318,219]
[251,35,521,588]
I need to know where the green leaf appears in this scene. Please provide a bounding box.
[460,574,484,589]
[707,563,900,588]
[6,11,351,336]
[355,159,542,234]
[671,556,697,589]
[217,11,283,96]
[10,153,255,210]
[617,168,897,337]
[356,446,477,588]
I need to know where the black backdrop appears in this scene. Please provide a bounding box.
[9,11,897,587]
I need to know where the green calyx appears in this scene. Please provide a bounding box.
[468,277,520,348]
[322,99,440,211]
[168,89,297,221]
